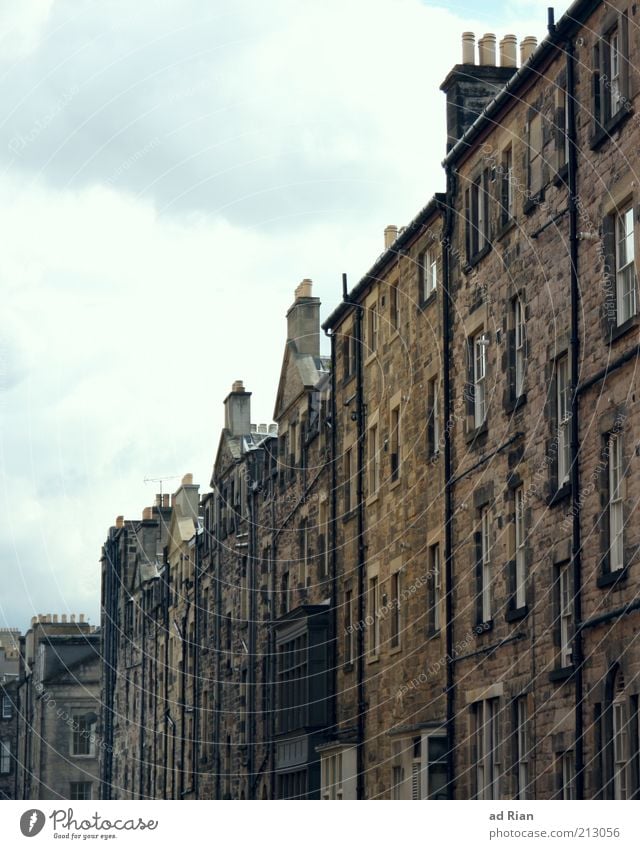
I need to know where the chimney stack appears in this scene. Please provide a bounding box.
[142,507,153,521]
[286,279,320,357]
[384,226,399,249]
[115,515,124,529]
[520,36,538,64]
[441,31,519,151]
[224,380,252,437]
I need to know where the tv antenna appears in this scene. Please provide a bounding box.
[143,475,180,497]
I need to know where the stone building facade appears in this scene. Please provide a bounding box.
[0,629,20,799]
[16,616,101,800]
[99,0,640,800]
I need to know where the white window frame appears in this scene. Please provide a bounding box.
[69,781,93,800]
[473,332,488,428]
[608,432,624,572]
[1,696,11,719]
[431,543,441,633]
[367,301,378,355]
[423,247,438,299]
[71,714,96,758]
[474,699,500,800]
[344,589,354,665]
[609,28,621,113]
[514,298,525,397]
[502,146,514,222]
[429,376,440,454]
[559,564,573,668]
[516,698,529,800]
[615,205,636,326]
[390,570,401,649]
[345,446,355,513]
[515,487,526,609]
[368,423,379,496]
[321,751,343,800]
[390,404,400,482]
[560,750,575,799]
[480,507,491,623]
[557,356,571,486]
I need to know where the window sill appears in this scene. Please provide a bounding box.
[523,189,545,216]
[505,605,529,623]
[367,654,380,665]
[342,510,357,524]
[418,291,437,312]
[608,314,639,345]
[366,493,379,507]
[596,567,628,589]
[341,372,356,389]
[389,476,401,492]
[465,421,488,446]
[547,482,571,508]
[364,351,377,368]
[553,163,569,188]
[504,393,527,416]
[549,666,574,683]
[466,243,492,270]
[429,449,441,463]
[426,628,441,639]
[389,329,400,344]
[590,107,633,151]
[389,643,403,656]
[495,218,516,242]
[475,619,494,635]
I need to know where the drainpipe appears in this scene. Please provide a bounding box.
[354,291,366,800]
[566,37,584,800]
[214,526,222,800]
[139,588,146,799]
[324,326,338,733]
[443,169,455,799]
[269,465,278,798]
[193,531,201,799]
[248,464,258,799]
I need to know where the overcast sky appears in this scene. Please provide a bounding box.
[0,0,552,631]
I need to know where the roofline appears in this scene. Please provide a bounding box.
[322,193,447,331]
[443,0,600,168]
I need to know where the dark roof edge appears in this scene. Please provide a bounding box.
[443,0,600,168]
[322,192,447,331]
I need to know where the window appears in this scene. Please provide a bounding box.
[514,487,526,609]
[479,507,491,623]
[608,27,622,114]
[367,575,380,657]
[514,298,526,398]
[559,750,576,799]
[367,300,378,355]
[527,113,543,197]
[390,405,400,482]
[429,543,441,633]
[322,751,343,800]
[390,570,401,649]
[515,697,529,799]
[240,558,248,620]
[69,782,92,800]
[612,671,628,799]
[319,500,329,578]
[467,171,490,258]
[281,572,290,616]
[342,327,357,380]
[473,332,488,428]
[392,764,404,799]
[420,247,438,300]
[277,633,308,733]
[71,715,95,757]
[593,18,629,132]
[390,282,399,330]
[299,519,310,587]
[473,699,500,799]
[615,205,636,325]
[428,376,440,455]
[1,696,11,719]
[501,146,513,225]
[0,741,10,774]
[556,355,571,486]
[344,589,354,665]
[608,431,624,572]
[344,447,355,514]
[368,424,379,496]
[559,563,573,668]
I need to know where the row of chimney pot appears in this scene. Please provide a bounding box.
[30,613,86,625]
[462,32,538,68]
